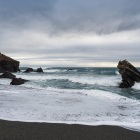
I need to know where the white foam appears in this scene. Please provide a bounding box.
[43,69,61,73]
[65,76,119,86]
[0,79,11,85]
[15,72,121,88]
[133,83,140,90]
[46,87,123,100]
[115,71,120,75]
[0,85,140,131]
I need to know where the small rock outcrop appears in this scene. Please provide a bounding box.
[24,67,44,73]
[24,68,34,73]
[36,67,43,72]
[117,60,140,88]
[0,53,20,73]
[10,78,29,85]
[0,71,16,79]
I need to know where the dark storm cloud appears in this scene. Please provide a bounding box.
[0,0,56,17]
[0,0,140,66]
[0,0,140,34]
[0,0,56,30]
[51,0,140,34]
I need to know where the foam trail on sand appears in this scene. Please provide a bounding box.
[0,85,140,132]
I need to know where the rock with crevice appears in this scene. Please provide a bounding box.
[0,53,20,73]
[117,60,140,88]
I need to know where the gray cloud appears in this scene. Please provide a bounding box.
[0,0,140,35]
[51,0,140,34]
[0,0,140,66]
[0,0,56,30]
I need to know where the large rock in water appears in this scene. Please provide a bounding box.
[117,60,140,88]
[0,53,20,73]
[36,67,43,72]
[24,67,44,73]
[10,78,29,85]
[24,68,34,73]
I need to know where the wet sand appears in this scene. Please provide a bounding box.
[0,119,140,140]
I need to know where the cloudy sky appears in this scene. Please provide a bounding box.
[0,0,140,67]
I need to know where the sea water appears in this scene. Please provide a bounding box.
[0,67,140,131]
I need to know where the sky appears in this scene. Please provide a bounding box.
[0,0,140,67]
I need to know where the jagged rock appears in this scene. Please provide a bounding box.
[36,67,43,72]
[0,53,20,73]
[24,68,34,73]
[117,60,140,88]
[10,78,29,85]
[0,71,16,79]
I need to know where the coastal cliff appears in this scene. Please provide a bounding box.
[0,53,20,73]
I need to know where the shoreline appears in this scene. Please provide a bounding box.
[0,119,140,140]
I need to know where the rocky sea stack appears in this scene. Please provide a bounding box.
[117,60,140,88]
[0,53,20,73]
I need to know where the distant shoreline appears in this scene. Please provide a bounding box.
[0,119,140,140]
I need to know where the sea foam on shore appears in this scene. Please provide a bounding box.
[0,67,140,132]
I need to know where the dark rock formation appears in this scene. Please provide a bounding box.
[10,78,29,85]
[0,53,20,73]
[0,71,16,79]
[117,60,140,88]
[24,67,43,73]
[36,67,43,72]
[24,68,34,73]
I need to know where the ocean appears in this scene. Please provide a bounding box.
[0,67,140,131]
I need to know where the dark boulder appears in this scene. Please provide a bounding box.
[117,60,140,88]
[24,68,34,73]
[0,71,16,79]
[36,67,43,72]
[10,78,29,85]
[0,53,20,73]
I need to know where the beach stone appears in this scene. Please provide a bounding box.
[36,67,43,72]
[10,78,29,85]
[0,71,16,79]
[0,53,20,73]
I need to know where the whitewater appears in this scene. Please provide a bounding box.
[0,67,140,131]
